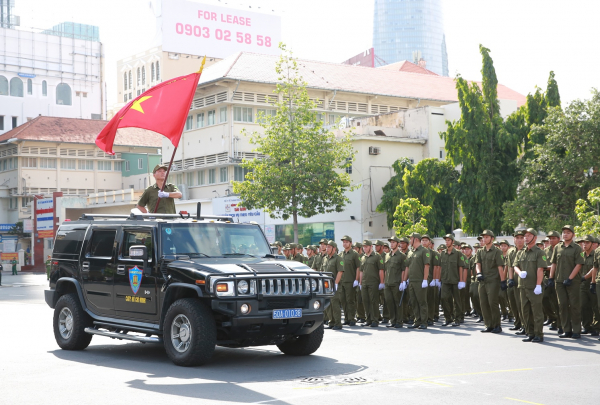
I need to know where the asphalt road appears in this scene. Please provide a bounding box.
[0,273,598,405]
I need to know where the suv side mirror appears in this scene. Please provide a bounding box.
[129,245,150,276]
[271,247,278,254]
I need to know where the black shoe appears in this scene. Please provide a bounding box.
[571,333,581,339]
[407,324,418,329]
[361,322,371,327]
[532,336,544,343]
[543,319,552,326]
[502,314,507,321]
[407,320,414,325]
[522,335,534,342]
[508,317,514,323]
[442,321,451,326]
[332,325,342,330]
[343,321,349,326]
[558,328,564,334]
[394,324,403,328]
[509,326,520,331]
[452,321,460,327]
[476,317,484,323]
[323,320,329,326]
[381,319,389,324]
[433,316,440,322]
[427,321,433,326]
[386,323,395,328]
[491,327,502,334]
[559,332,573,338]
[356,318,365,323]
[549,325,558,331]
[591,331,599,337]
[348,321,356,326]
[581,329,591,335]
[370,322,378,328]
[418,324,427,330]
[327,323,335,329]
[481,327,493,333]
[515,329,526,335]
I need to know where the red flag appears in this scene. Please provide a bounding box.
[96,58,205,154]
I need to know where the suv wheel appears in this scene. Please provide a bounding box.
[277,323,324,356]
[53,293,93,350]
[163,298,216,366]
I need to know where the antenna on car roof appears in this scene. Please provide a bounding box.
[196,202,201,220]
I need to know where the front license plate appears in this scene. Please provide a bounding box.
[272,308,302,319]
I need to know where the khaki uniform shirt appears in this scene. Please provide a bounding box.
[475,245,504,282]
[405,245,430,282]
[594,247,600,283]
[325,254,344,280]
[427,248,440,282]
[361,251,384,285]
[293,253,306,263]
[550,241,584,283]
[311,253,324,271]
[384,249,406,286]
[440,248,466,285]
[137,183,179,214]
[507,247,524,283]
[306,255,315,269]
[466,255,477,282]
[582,251,594,283]
[515,245,546,289]
[340,249,361,283]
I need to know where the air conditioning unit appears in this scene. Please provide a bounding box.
[369,146,381,155]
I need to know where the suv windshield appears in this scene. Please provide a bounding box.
[160,223,271,257]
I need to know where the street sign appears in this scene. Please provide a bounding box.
[36,198,54,239]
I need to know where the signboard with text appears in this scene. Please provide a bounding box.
[36,198,54,239]
[162,0,281,58]
[0,223,16,232]
[212,196,263,224]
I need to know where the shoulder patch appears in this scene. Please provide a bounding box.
[581,252,585,257]
[340,261,344,265]
[542,256,547,261]
[380,259,384,264]
[426,253,430,257]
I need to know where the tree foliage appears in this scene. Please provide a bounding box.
[376,158,414,229]
[503,90,600,231]
[233,43,356,242]
[575,187,600,236]
[8,221,29,239]
[392,198,431,237]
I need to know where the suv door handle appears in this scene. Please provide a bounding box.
[117,265,125,275]
[82,262,90,271]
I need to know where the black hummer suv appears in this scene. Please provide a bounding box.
[44,211,333,366]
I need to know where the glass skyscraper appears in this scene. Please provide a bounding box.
[373,0,449,76]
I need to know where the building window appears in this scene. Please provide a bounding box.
[151,63,155,82]
[11,116,17,128]
[207,110,215,125]
[0,116,3,130]
[234,166,250,181]
[142,66,146,85]
[135,158,142,169]
[114,161,122,171]
[78,160,93,170]
[233,107,253,122]
[0,75,7,95]
[124,94,128,103]
[219,107,227,123]
[186,172,194,185]
[42,80,47,96]
[98,161,112,171]
[197,170,205,185]
[196,113,204,128]
[60,159,76,170]
[257,108,276,123]
[22,157,37,168]
[345,157,352,174]
[219,167,228,182]
[125,160,130,171]
[9,78,23,97]
[56,83,72,105]
[124,73,128,91]
[176,173,183,185]
[185,116,193,131]
[40,158,57,169]
[156,61,160,81]
[439,148,445,159]
[137,67,141,86]
[208,169,216,184]
[27,79,32,95]
[137,90,141,96]
[128,71,132,89]
[129,93,132,100]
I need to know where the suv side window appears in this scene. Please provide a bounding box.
[122,230,153,261]
[54,226,86,256]
[89,230,116,257]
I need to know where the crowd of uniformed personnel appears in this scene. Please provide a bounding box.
[271,225,600,343]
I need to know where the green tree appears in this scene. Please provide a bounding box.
[441,45,520,234]
[8,221,30,239]
[376,158,414,229]
[233,44,356,242]
[502,90,600,231]
[392,198,431,237]
[546,71,561,108]
[575,188,600,236]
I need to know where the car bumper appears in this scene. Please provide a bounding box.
[44,289,56,308]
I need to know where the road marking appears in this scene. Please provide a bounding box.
[294,368,532,390]
[417,379,452,387]
[505,397,544,405]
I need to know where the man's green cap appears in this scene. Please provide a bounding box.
[562,225,575,233]
[271,241,282,247]
[438,244,446,250]
[352,242,363,248]
[493,241,500,245]
[388,235,401,243]
[453,240,461,246]
[513,230,525,237]
[582,235,595,242]
[575,237,583,243]
[443,234,455,241]
[327,240,337,248]
[296,243,303,249]
[288,243,296,249]
[480,229,495,238]
[464,244,473,250]
[473,242,481,248]
[547,231,560,238]
[499,239,510,245]
[153,164,169,174]
[542,237,549,242]
[310,245,318,252]
[284,244,291,250]
[362,240,373,246]
[341,235,352,242]
[524,228,537,237]
[593,236,600,244]
[400,237,410,243]
[375,240,385,246]
[383,242,390,247]
[421,234,431,241]
[409,233,422,240]
[319,238,328,244]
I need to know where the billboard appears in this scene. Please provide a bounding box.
[162,0,281,58]
[36,198,54,239]
[212,196,263,224]
[341,48,375,68]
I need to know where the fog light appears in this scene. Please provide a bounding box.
[313,301,321,310]
[240,303,250,314]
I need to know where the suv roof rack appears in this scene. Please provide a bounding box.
[79,213,234,222]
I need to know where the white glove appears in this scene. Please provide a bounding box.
[359,284,362,290]
[458,281,466,290]
[335,283,338,291]
[519,271,527,279]
[399,281,406,291]
[421,280,428,289]
[158,191,170,198]
[435,279,441,288]
[378,283,385,290]
[429,280,436,287]
[353,280,359,288]
[534,285,542,295]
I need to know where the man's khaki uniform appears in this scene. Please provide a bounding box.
[361,252,385,325]
[339,249,361,323]
[384,249,406,326]
[515,245,546,338]
[405,245,430,327]
[475,245,505,329]
[551,241,584,334]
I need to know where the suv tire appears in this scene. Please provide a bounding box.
[163,298,216,366]
[277,323,324,356]
[53,293,93,350]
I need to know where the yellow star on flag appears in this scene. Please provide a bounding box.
[131,96,152,114]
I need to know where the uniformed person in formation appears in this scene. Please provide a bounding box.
[306,245,317,269]
[384,236,407,328]
[271,241,283,256]
[136,164,182,214]
[439,234,466,326]
[374,240,389,323]
[579,235,599,336]
[544,231,561,332]
[403,233,430,330]
[360,240,385,327]
[475,230,507,333]
[324,241,344,330]
[283,244,292,260]
[45,254,52,280]
[550,225,585,339]
[512,228,546,342]
[311,239,328,271]
[339,236,361,326]
[353,242,366,323]
[422,235,439,326]
[293,244,306,263]
[507,230,526,334]
[498,239,513,322]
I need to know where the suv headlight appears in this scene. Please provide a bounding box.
[310,279,318,292]
[237,280,249,294]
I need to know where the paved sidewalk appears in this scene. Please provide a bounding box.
[0,271,47,287]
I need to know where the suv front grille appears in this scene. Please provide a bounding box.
[261,298,308,310]
[259,278,310,296]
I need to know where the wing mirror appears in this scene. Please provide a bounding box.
[129,245,151,276]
